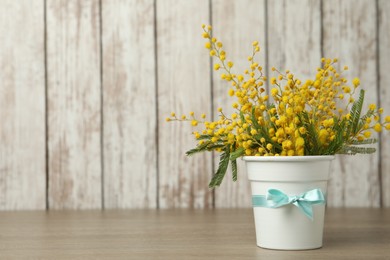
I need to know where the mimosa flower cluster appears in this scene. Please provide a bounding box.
[167,25,390,187]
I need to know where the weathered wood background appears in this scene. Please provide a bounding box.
[0,0,389,210]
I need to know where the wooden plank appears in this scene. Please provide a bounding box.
[212,0,266,208]
[379,0,390,207]
[46,0,102,209]
[0,209,390,258]
[102,0,157,208]
[0,0,46,210]
[157,0,213,208]
[267,0,322,80]
[323,0,379,207]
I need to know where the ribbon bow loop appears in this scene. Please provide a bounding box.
[252,188,326,220]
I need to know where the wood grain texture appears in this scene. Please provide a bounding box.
[157,0,213,208]
[0,209,389,259]
[379,0,390,207]
[212,0,266,208]
[0,0,46,210]
[102,0,157,209]
[46,0,102,209]
[267,0,322,80]
[323,0,379,207]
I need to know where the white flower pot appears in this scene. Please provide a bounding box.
[243,156,335,250]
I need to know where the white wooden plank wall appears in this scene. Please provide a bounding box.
[102,0,157,209]
[0,0,389,210]
[47,0,102,209]
[157,0,213,209]
[0,0,46,210]
[323,0,380,207]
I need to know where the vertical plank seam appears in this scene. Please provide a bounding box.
[209,0,215,209]
[319,0,327,208]
[153,0,160,209]
[264,0,269,95]
[44,0,49,210]
[99,0,105,210]
[320,0,324,60]
[375,0,383,208]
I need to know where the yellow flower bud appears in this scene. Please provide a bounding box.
[374,123,382,132]
[295,137,305,148]
[363,131,371,138]
[352,78,360,87]
[271,88,278,96]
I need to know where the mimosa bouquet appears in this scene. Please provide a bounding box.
[167,25,390,188]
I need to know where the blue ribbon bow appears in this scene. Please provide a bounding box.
[252,188,325,220]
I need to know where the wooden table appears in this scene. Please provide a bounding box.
[0,209,389,259]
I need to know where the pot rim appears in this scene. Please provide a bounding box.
[242,155,335,162]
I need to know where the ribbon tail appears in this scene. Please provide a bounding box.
[252,195,267,207]
[294,201,314,220]
[302,189,326,205]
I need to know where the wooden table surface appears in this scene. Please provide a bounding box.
[0,209,389,259]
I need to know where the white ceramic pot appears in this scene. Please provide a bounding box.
[243,156,335,250]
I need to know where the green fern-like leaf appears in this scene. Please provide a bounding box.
[338,146,376,155]
[251,107,261,130]
[209,148,230,188]
[230,147,245,161]
[348,89,365,136]
[186,142,209,156]
[231,159,237,182]
[299,112,320,154]
[196,134,212,140]
[350,138,378,145]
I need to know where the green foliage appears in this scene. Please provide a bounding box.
[231,159,238,182]
[347,89,365,137]
[299,112,320,155]
[186,142,225,156]
[338,146,376,155]
[209,148,230,188]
